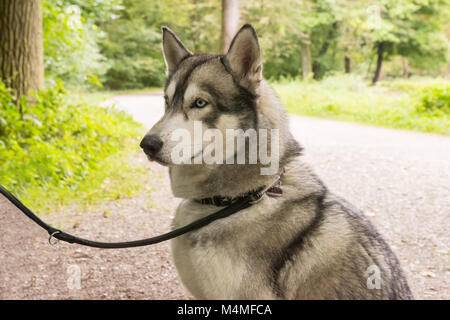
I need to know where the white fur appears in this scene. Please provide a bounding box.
[166,80,177,102]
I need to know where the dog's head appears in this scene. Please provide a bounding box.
[140,24,264,167]
[140,25,300,198]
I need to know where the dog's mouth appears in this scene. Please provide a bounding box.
[144,147,203,166]
[150,150,202,166]
[146,154,170,166]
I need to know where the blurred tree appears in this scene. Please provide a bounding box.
[36,0,450,88]
[311,22,338,77]
[221,0,240,53]
[300,33,312,79]
[0,0,44,105]
[97,0,222,89]
[368,0,449,83]
[333,1,367,75]
[98,0,164,89]
[43,0,111,89]
[294,0,336,79]
[402,57,409,77]
[180,0,222,53]
[241,0,336,80]
[446,25,450,76]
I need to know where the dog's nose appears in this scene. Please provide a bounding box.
[140,134,163,156]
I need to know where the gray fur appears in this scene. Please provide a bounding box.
[142,24,413,299]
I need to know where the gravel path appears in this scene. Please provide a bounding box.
[1,92,449,299]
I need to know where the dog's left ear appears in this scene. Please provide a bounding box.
[162,26,193,76]
[223,24,262,92]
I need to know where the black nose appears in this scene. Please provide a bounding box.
[140,134,163,156]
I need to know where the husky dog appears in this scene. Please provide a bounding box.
[140,24,413,299]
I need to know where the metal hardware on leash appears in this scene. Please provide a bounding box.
[250,170,283,205]
[48,231,61,245]
[249,192,265,204]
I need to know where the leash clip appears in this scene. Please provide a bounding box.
[48,231,61,246]
[249,170,283,205]
[249,192,265,204]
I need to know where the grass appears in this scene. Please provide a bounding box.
[21,148,151,215]
[272,75,450,135]
[19,150,149,216]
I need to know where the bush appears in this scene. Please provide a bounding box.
[0,81,142,196]
[383,78,450,116]
[415,86,450,116]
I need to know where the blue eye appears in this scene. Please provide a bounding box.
[194,98,208,108]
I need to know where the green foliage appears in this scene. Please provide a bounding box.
[99,9,165,89]
[273,75,450,135]
[98,0,221,89]
[382,78,450,115]
[20,149,151,214]
[42,0,450,88]
[415,85,450,116]
[43,0,108,89]
[242,0,339,80]
[367,0,449,71]
[0,81,142,202]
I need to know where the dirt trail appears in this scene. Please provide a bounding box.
[1,93,449,299]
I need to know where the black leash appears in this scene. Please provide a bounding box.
[0,184,261,249]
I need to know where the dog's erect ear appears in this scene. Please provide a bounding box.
[162,26,192,76]
[223,24,262,91]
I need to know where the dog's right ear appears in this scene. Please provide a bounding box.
[162,27,192,76]
[223,24,262,92]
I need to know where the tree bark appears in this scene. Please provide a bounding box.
[372,42,384,84]
[0,0,44,102]
[300,34,312,80]
[221,0,240,53]
[312,23,337,79]
[401,56,409,78]
[344,54,351,73]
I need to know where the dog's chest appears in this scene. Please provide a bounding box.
[171,235,248,299]
[170,200,260,299]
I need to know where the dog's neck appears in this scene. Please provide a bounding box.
[169,164,283,199]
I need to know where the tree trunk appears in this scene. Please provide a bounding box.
[221,0,240,53]
[300,34,312,80]
[344,54,351,73]
[0,0,44,103]
[372,42,384,84]
[312,23,337,79]
[401,56,409,78]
